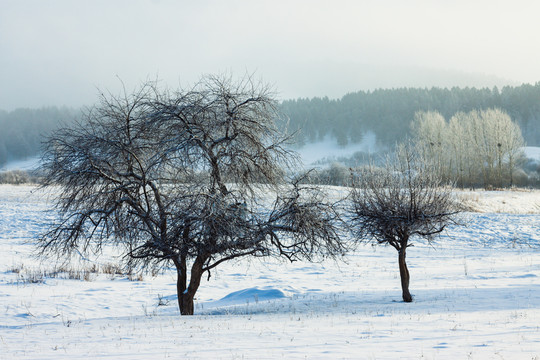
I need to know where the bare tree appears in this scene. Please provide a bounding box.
[348,145,463,302]
[38,74,346,315]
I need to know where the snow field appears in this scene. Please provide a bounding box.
[0,185,539,359]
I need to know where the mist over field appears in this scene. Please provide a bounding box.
[2,0,540,110]
[2,1,540,168]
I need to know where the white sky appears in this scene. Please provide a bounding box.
[1,0,540,110]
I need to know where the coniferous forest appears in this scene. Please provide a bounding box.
[0,107,77,165]
[281,83,540,148]
[1,83,540,167]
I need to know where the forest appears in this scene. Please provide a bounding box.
[282,82,540,148]
[0,106,77,165]
[1,83,540,167]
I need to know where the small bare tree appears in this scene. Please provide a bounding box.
[38,74,346,315]
[348,145,463,302]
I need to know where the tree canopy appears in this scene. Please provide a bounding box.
[411,108,525,188]
[348,145,464,302]
[38,75,346,315]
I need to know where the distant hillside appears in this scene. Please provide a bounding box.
[281,83,540,147]
[275,62,517,101]
[0,107,78,166]
[2,83,540,168]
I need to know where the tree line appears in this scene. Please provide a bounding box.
[303,107,539,189]
[0,107,78,166]
[281,83,540,147]
[2,83,540,167]
[411,109,526,188]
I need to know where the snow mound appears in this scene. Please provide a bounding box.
[218,287,286,304]
[199,287,289,315]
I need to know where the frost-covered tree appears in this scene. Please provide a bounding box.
[38,75,346,315]
[348,145,463,302]
[411,111,450,180]
[412,109,525,188]
[479,109,525,187]
[447,111,476,187]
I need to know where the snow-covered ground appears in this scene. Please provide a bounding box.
[461,189,540,214]
[0,185,539,359]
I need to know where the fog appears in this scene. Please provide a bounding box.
[1,0,540,110]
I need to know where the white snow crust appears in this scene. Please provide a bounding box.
[0,185,539,359]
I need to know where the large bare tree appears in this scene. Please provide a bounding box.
[348,146,463,302]
[38,75,346,315]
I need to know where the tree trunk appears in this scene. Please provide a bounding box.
[398,248,413,302]
[179,290,195,315]
[175,255,205,315]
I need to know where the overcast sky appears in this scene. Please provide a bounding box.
[1,0,540,110]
